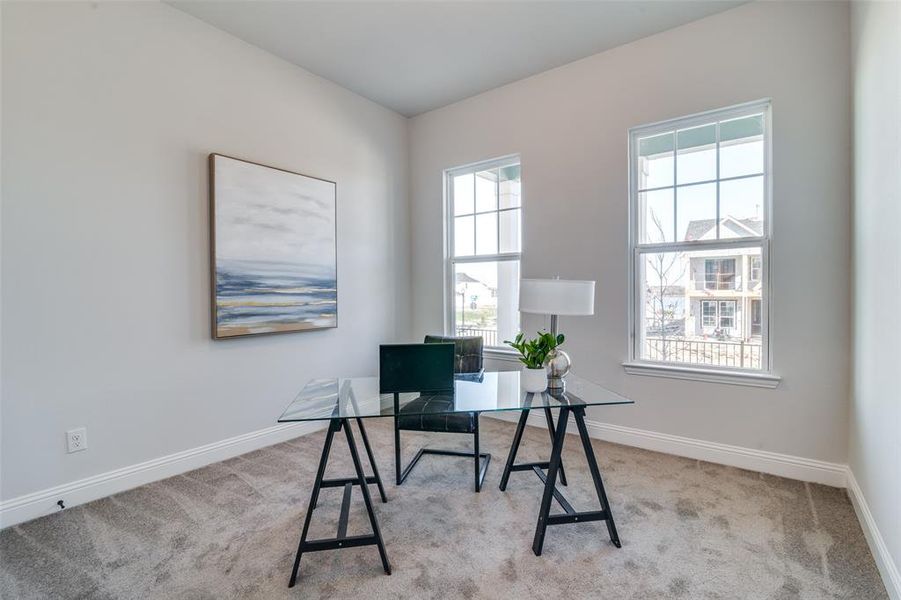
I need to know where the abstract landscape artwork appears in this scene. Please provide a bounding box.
[210,154,337,339]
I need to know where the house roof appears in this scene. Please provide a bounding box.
[456,273,482,285]
[684,217,762,241]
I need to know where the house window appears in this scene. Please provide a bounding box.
[446,156,521,348]
[701,300,717,327]
[750,256,762,283]
[705,258,736,290]
[700,300,737,330]
[629,100,771,374]
[718,300,736,329]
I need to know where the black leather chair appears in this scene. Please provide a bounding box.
[380,336,491,492]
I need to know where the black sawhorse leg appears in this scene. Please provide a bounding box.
[288,418,391,588]
[499,406,621,554]
[498,408,568,490]
[532,406,620,554]
[543,407,568,486]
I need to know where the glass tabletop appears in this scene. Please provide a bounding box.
[278,371,633,423]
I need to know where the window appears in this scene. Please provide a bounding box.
[718,300,736,329]
[705,258,736,290]
[628,100,771,376]
[446,156,521,348]
[750,255,762,283]
[700,300,737,330]
[701,300,717,327]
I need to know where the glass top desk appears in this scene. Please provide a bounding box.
[278,372,634,588]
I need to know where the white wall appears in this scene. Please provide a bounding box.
[0,2,409,501]
[850,0,901,589]
[409,2,852,463]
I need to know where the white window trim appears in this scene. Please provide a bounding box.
[443,154,521,349]
[624,99,780,387]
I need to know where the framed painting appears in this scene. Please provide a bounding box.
[209,154,337,339]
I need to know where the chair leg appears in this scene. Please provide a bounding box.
[474,417,481,492]
[394,417,402,486]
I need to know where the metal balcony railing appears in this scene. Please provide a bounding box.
[455,327,499,347]
[643,336,762,369]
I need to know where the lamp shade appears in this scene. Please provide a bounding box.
[519,278,595,316]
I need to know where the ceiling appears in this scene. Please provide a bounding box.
[170,1,746,117]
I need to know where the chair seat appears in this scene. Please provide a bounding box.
[396,394,476,434]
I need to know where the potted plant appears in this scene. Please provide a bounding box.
[504,331,565,393]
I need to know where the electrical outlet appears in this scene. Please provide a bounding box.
[66,428,87,453]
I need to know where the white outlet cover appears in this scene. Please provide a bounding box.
[67,427,87,453]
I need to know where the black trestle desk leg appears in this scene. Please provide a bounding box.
[532,406,569,556]
[289,419,339,587]
[499,408,530,491]
[343,420,392,574]
[573,406,620,548]
[543,406,568,486]
[355,417,387,503]
[288,417,391,589]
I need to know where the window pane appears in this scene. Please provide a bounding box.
[454,260,520,347]
[638,132,674,189]
[702,301,716,326]
[639,247,763,369]
[720,115,764,178]
[750,256,762,283]
[677,183,716,242]
[676,124,716,185]
[453,173,474,216]
[475,169,497,212]
[475,212,498,255]
[719,301,736,329]
[499,164,521,209]
[720,175,764,238]
[454,215,474,257]
[640,188,674,243]
[499,209,521,253]
[705,258,736,290]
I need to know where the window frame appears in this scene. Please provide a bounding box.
[444,155,522,351]
[625,100,778,387]
[750,255,762,283]
[705,258,737,291]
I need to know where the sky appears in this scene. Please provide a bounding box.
[214,155,336,274]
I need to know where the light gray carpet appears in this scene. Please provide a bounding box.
[0,417,888,599]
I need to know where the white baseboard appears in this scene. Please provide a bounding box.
[846,469,901,600]
[0,421,324,529]
[485,412,847,487]
[2,413,896,599]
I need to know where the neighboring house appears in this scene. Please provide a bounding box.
[455,272,497,311]
[684,217,763,340]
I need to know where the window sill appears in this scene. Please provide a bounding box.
[622,361,781,388]
[484,347,522,363]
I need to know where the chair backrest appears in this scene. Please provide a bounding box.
[424,335,483,374]
[379,343,455,394]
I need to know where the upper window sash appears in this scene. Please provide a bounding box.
[448,157,522,260]
[629,99,772,250]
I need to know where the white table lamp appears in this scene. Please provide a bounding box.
[519,278,596,390]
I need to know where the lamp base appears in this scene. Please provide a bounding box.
[546,376,565,392]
